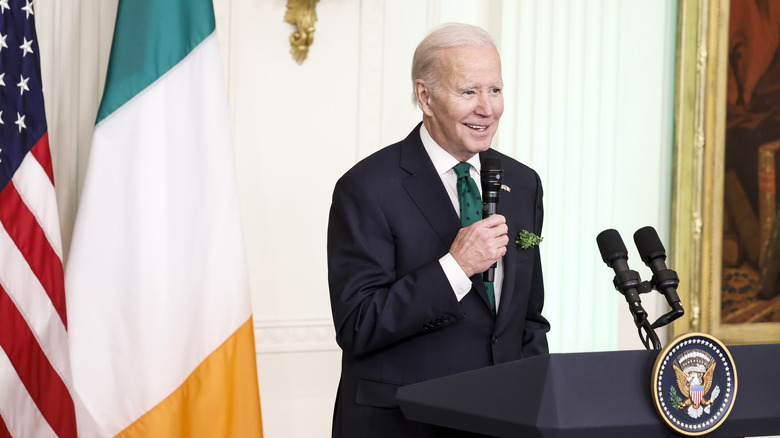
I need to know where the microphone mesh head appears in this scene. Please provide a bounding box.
[596,229,627,266]
[481,157,502,172]
[633,226,666,264]
[480,157,503,200]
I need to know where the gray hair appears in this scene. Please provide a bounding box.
[411,23,497,97]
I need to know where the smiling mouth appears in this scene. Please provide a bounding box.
[465,123,488,131]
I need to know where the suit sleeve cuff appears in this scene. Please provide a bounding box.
[439,253,472,302]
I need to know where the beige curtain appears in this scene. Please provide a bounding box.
[37,0,116,260]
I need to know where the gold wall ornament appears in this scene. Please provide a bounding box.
[284,0,320,64]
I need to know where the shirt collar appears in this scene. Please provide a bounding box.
[419,124,481,175]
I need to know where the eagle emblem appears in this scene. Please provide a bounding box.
[652,333,737,436]
[670,349,720,419]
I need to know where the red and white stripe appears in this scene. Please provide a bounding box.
[691,386,703,406]
[0,136,77,438]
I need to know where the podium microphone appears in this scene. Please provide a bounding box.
[597,228,661,350]
[596,229,646,325]
[481,157,503,282]
[633,226,684,328]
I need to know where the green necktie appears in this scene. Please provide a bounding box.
[453,162,496,314]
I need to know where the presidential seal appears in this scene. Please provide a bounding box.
[651,333,737,436]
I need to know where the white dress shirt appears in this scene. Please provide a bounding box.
[419,124,504,310]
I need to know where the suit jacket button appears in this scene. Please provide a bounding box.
[492,336,498,344]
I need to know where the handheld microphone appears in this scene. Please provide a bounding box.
[481,157,503,282]
[633,226,684,328]
[596,229,647,325]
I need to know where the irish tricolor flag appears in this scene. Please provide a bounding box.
[64,0,263,436]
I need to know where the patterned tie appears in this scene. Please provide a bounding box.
[453,162,496,314]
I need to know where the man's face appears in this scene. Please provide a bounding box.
[420,45,504,162]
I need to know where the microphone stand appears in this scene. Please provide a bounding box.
[628,275,684,350]
[613,270,662,350]
[638,318,661,351]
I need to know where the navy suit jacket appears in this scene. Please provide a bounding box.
[327,124,550,437]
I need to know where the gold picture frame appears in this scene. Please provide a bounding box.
[670,0,780,344]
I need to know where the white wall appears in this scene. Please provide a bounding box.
[37,0,679,436]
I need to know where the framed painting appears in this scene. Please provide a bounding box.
[670,0,780,344]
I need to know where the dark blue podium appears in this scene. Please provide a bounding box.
[396,344,780,437]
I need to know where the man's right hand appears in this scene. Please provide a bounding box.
[449,214,508,278]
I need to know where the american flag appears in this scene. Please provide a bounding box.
[0,1,77,437]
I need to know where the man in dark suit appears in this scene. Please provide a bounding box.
[327,23,550,437]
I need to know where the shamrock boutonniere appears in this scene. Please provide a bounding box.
[516,230,543,249]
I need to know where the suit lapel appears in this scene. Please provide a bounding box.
[400,127,461,249]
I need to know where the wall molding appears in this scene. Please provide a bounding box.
[254,318,339,354]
